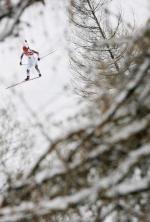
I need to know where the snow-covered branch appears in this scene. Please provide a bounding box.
[0,0,45,41]
[108,176,150,197]
[0,1,29,41]
[0,144,150,221]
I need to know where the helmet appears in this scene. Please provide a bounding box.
[23,46,28,52]
[22,40,29,52]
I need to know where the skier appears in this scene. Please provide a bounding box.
[20,40,42,81]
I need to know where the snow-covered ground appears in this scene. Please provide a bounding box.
[0,0,70,112]
[0,0,149,180]
[0,0,149,130]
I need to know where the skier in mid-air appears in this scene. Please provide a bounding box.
[20,40,41,81]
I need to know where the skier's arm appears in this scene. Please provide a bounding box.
[31,49,40,60]
[20,53,24,65]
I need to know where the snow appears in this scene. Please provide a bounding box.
[109,0,150,28]
[109,176,150,197]
[108,115,150,143]
[0,0,149,221]
[0,0,149,145]
[0,0,84,178]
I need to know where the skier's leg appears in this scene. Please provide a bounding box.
[35,64,41,77]
[25,57,31,81]
[25,69,30,81]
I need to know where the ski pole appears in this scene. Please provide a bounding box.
[40,49,57,60]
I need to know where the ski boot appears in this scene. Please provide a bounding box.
[25,76,30,81]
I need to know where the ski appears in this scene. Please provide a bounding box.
[6,76,41,89]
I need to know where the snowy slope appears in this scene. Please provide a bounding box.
[0,0,149,188]
[0,0,93,184]
[0,0,149,127]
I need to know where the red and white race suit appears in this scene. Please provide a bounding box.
[24,48,38,70]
